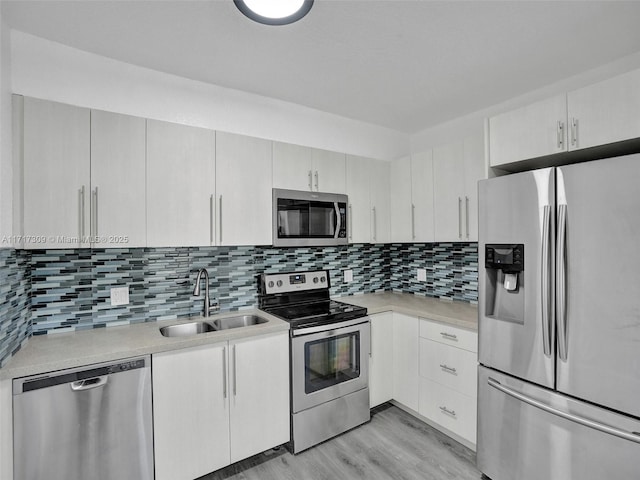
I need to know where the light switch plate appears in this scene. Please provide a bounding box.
[417,268,427,282]
[110,286,130,306]
[344,269,353,283]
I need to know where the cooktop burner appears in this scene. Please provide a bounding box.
[264,299,367,329]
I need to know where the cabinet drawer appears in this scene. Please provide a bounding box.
[419,338,477,397]
[419,319,477,352]
[419,377,477,444]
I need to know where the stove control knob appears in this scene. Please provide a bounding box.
[320,276,326,283]
[268,281,274,288]
[276,280,283,288]
[313,277,319,284]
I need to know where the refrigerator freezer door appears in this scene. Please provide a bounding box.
[478,168,555,388]
[556,153,640,418]
[478,366,640,480]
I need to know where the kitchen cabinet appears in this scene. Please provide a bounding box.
[389,155,413,242]
[369,159,391,244]
[346,154,372,243]
[418,318,477,446]
[488,94,567,167]
[153,331,289,480]
[90,110,146,248]
[432,133,485,242]
[369,312,394,408]
[392,312,420,412]
[411,150,435,242]
[21,97,91,248]
[272,142,346,193]
[216,131,272,246]
[567,68,640,151]
[146,119,215,247]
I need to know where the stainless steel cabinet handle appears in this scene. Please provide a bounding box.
[232,344,237,397]
[222,346,227,399]
[541,205,552,356]
[439,364,457,374]
[210,194,214,245]
[458,197,462,238]
[557,120,564,149]
[372,207,377,242]
[308,170,313,191]
[348,204,353,240]
[411,204,416,240]
[92,187,99,239]
[465,196,470,239]
[219,195,223,244]
[440,331,458,340]
[78,186,86,243]
[556,203,568,362]
[439,406,457,417]
[571,118,578,147]
[488,377,640,444]
[314,170,319,191]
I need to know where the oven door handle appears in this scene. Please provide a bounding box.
[291,317,369,336]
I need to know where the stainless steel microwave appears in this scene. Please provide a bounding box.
[273,188,348,247]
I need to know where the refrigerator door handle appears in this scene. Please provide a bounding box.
[541,205,552,356]
[556,204,568,362]
[488,377,640,444]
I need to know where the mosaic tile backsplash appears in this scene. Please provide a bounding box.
[0,242,477,365]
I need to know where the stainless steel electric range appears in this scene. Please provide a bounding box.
[259,269,370,454]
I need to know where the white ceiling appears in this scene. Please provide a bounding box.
[3,0,640,134]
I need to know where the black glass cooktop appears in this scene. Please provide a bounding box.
[263,299,367,330]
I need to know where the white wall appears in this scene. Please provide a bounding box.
[410,50,640,155]
[0,11,12,241]
[10,31,408,161]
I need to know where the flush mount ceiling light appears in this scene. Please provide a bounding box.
[234,0,314,26]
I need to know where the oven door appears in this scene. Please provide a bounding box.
[291,318,370,413]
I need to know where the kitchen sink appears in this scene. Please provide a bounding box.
[159,315,268,337]
[159,321,216,337]
[212,315,268,330]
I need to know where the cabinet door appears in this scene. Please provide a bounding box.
[369,159,390,244]
[392,313,419,411]
[216,131,272,246]
[346,155,371,244]
[229,332,290,463]
[153,343,230,480]
[462,133,486,242]
[489,94,567,166]
[23,97,90,248]
[389,155,413,242]
[147,120,215,247]
[90,110,146,248]
[411,150,435,242]
[433,142,465,242]
[311,148,346,193]
[568,68,640,151]
[272,141,313,191]
[369,312,394,407]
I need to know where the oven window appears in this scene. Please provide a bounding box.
[304,332,360,394]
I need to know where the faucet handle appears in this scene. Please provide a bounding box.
[209,300,220,313]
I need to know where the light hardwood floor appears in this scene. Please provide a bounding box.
[200,404,484,480]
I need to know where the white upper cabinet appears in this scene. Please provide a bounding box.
[433,133,485,242]
[411,150,435,243]
[567,68,640,151]
[147,119,215,248]
[489,94,567,167]
[369,159,391,244]
[389,155,413,242]
[272,142,345,194]
[90,110,146,248]
[346,154,372,243]
[22,97,91,248]
[216,131,272,246]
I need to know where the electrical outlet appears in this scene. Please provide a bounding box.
[110,286,130,306]
[417,268,427,282]
[344,269,353,283]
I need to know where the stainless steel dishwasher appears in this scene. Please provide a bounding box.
[13,355,154,480]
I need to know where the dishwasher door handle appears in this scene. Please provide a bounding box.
[70,376,108,391]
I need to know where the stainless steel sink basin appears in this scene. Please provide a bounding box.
[212,315,268,330]
[160,321,216,337]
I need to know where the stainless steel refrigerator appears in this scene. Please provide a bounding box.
[477,153,640,480]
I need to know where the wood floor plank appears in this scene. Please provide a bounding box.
[200,404,483,480]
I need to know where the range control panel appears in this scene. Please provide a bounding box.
[262,270,330,295]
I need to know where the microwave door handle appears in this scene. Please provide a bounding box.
[334,202,341,238]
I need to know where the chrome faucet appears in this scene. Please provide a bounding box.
[193,268,219,317]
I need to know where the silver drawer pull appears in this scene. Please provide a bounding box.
[440,332,458,340]
[439,364,457,374]
[439,406,457,417]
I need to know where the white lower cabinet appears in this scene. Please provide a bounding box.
[369,313,394,408]
[152,332,289,480]
[392,313,420,412]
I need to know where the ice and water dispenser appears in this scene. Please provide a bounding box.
[484,244,525,324]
